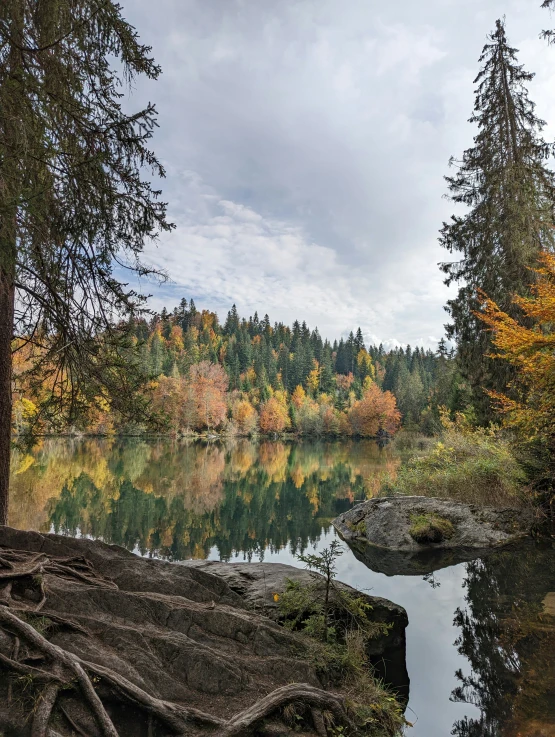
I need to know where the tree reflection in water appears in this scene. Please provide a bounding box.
[8,437,400,560]
[452,541,555,737]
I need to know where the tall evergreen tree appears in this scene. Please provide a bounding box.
[440,19,555,418]
[542,0,555,42]
[0,0,172,523]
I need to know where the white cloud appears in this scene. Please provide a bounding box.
[144,175,451,346]
[121,0,555,347]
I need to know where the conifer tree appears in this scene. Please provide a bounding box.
[440,19,555,418]
[0,0,172,522]
[542,0,555,42]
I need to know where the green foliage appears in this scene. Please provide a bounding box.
[439,19,555,420]
[386,415,526,505]
[409,513,455,543]
[2,0,173,431]
[278,544,404,736]
[19,295,462,435]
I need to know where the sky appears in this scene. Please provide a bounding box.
[122,0,555,349]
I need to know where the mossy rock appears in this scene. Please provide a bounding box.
[409,513,455,544]
[346,519,367,536]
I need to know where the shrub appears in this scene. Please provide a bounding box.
[386,412,527,505]
[277,543,406,736]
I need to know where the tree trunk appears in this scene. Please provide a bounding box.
[0,2,22,525]
[0,266,14,525]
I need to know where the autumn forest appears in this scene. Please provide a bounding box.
[12,299,466,439]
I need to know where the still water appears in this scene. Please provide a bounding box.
[9,437,555,737]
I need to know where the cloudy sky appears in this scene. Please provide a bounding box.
[123,0,555,348]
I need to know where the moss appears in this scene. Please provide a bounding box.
[409,513,455,544]
[347,519,367,536]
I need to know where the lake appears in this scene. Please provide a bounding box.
[9,437,555,737]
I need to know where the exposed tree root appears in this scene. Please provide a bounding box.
[31,675,60,737]
[0,545,361,737]
[0,606,119,737]
[218,684,353,737]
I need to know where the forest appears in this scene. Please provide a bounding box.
[12,301,465,438]
[2,7,555,509]
[3,3,555,737]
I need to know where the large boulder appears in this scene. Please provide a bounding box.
[333,495,535,576]
[0,526,408,736]
[187,560,409,698]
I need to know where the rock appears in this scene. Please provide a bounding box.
[186,560,409,698]
[0,526,408,736]
[333,496,535,576]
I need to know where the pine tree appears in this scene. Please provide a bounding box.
[542,0,555,43]
[354,327,365,354]
[0,0,172,522]
[440,19,555,418]
[224,304,239,334]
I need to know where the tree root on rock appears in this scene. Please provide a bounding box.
[0,546,357,737]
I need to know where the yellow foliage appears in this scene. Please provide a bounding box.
[357,349,375,380]
[476,251,555,441]
[307,360,321,394]
[14,454,35,475]
[291,385,306,409]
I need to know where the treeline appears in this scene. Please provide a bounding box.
[13,300,467,438]
[105,299,466,437]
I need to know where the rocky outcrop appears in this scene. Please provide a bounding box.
[0,526,408,736]
[333,496,535,576]
[187,560,409,697]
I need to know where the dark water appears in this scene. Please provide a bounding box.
[9,437,555,737]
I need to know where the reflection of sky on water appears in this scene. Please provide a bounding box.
[13,438,553,737]
[214,528,481,737]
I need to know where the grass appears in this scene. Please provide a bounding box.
[347,519,367,536]
[381,413,527,506]
[409,513,454,543]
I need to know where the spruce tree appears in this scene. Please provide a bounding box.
[0,0,172,522]
[542,0,555,42]
[440,19,555,418]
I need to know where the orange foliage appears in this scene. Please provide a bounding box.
[347,383,401,437]
[336,373,354,391]
[188,361,228,430]
[152,361,228,432]
[291,385,306,409]
[168,325,184,352]
[476,251,555,441]
[231,398,258,434]
[259,397,290,433]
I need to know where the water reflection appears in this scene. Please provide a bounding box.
[9,437,400,560]
[451,540,555,737]
[8,438,555,736]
